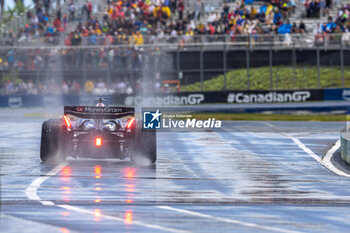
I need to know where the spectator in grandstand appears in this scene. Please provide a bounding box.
[4,80,15,95]
[83,1,93,20]
[69,3,76,21]
[195,0,202,20]
[71,30,82,46]
[178,0,185,20]
[85,80,94,93]
[274,9,282,25]
[7,50,15,71]
[222,2,230,19]
[113,78,127,94]
[70,80,81,94]
[133,31,144,45]
[27,79,38,95]
[324,16,337,33]
[342,29,350,46]
[291,22,298,33]
[53,15,62,31]
[278,20,292,34]
[43,0,51,15]
[299,21,306,34]
[305,0,321,18]
[62,80,69,94]
[326,0,332,9]
[313,22,324,45]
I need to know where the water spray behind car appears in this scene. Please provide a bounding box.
[134,45,172,107]
[124,46,171,166]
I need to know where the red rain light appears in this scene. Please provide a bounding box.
[127,117,135,129]
[63,115,71,128]
[95,137,102,147]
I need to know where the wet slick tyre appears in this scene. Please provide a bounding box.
[130,130,157,165]
[40,119,67,164]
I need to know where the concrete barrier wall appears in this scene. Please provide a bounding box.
[341,129,350,165]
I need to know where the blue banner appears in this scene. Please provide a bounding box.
[324,88,350,101]
[0,88,348,108]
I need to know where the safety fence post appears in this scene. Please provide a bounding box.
[269,43,273,90]
[83,48,87,86]
[317,45,321,88]
[176,45,180,79]
[341,43,345,88]
[200,44,204,91]
[223,44,227,90]
[246,42,250,90]
[292,41,297,88]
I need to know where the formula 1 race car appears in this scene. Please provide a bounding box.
[40,100,156,164]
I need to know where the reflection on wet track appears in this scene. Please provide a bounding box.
[1,109,350,232]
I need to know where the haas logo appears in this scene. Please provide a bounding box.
[76,106,84,112]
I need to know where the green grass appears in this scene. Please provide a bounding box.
[24,112,59,118]
[181,66,350,92]
[191,113,348,121]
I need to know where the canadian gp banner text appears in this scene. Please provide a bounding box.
[0,89,324,108]
[119,90,323,106]
[226,90,323,104]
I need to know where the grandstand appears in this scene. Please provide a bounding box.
[1,0,350,46]
[1,0,350,96]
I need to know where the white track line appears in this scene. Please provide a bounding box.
[157,206,300,233]
[59,204,188,233]
[25,161,187,233]
[322,140,350,177]
[25,161,69,205]
[26,161,296,233]
[263,122,350,177]
[1,213,78,233]
[290,137,322,163]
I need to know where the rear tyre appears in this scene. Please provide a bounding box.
[40,121,51,163]
[130,129,157,164]
[40,119,67,163]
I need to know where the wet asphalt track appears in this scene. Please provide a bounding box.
[1,108,350,233]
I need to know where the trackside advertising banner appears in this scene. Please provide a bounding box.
[0,95,80,108]
[225,90,322,104]
[0,89,330,108]
[119,90,323,106]
[324,88,350,101]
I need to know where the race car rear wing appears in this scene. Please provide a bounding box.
[64,106,134,119]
